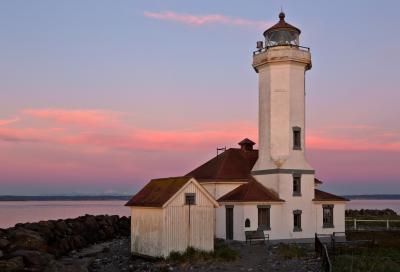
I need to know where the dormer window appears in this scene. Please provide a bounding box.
[293,127,301,150]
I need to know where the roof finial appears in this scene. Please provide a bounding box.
[279,7,285,21]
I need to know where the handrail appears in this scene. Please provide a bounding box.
[315,233,333,272]
[253,44,310,55]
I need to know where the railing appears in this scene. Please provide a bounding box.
[346,218,400,230]
[253,44,310,55]
[315,233,332,272]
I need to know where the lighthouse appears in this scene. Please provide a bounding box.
[252,12,315,200]
[127,12,348,250]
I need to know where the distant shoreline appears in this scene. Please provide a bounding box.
[0,194,399,201]
[0,195,131,201]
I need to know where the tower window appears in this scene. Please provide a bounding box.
[257,205,271,230]
[323,205,334,228]
[293,174,301,196]
[185,193,196,205]
[293,210,302,231]
[293,127,301,150]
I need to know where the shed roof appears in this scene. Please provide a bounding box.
[125,176,190,207]
[313,189,349,202]
[218,178,284,203]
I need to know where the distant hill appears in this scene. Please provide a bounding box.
[0,195,131,201]
[344,195,400,200]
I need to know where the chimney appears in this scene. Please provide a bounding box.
[238,138,255,151]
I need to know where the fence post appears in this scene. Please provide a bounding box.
[387,219,390,230]
[354,218,357,230]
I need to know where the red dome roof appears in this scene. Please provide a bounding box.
[263,12,301,37]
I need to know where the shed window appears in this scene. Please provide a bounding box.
[293,210,302,232]
[293,174,301,196]
[185,193,196,205]
[245,218,250,228]
[323,205,334,228]
[293,127,301,150]
[257,205,271,230]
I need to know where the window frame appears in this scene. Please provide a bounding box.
[292,173,302,196]
[293,126,302,150]
[257,205,271,231]
[293,210,302,232]
[185,193,196,205]
[323,204,334,228]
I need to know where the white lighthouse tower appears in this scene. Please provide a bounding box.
[252,12,317,238]
[252,12,313,189]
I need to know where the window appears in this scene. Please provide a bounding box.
[293,127,301,150]
[257,205,271,230]
[293,173,301,196]
[293,210,302,231]
[245,218,250,228]
[323,205,334,228]
[185,193,195,205]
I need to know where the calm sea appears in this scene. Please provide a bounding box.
[0,200,130,229]
[0,199,399,229]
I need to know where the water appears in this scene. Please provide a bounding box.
[0,199,399,229]
[0,200,130,229]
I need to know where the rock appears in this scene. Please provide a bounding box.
[8,228,47,252]
[0,250,3,258]
[0,256,24,272]
[0,238,9,249]
[8,249,54,267]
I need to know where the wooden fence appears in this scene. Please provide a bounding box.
[346,218,400,230]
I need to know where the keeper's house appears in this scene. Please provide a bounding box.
[125,176,218,257]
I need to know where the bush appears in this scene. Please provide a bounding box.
[167,245,238,263]
[277,243,306,259]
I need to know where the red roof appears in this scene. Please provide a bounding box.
[125,177,190,207]
[186,147,322,185]
[186,148,258,181]
[218,178,284,203]
[313,189,348,202]
[263,12,301,37]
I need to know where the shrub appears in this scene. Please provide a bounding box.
[277,243,306,259]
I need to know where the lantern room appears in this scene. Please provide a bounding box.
[263,12,301,47]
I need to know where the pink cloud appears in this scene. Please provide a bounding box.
[23,108,123,128]
[144,11,269,28]
[0,118,19,126]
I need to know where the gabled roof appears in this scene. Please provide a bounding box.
[185,147,322,184]
[313,189,349,202]
[125,177,190,207]
[218,178,284,203]
[185,148,258,181]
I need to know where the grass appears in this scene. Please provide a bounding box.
[167,244,238,263]
[332,231,400,272]
[277,243,307,259]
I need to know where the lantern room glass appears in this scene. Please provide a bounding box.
[265,29,299,47]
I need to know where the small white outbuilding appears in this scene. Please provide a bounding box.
[125,176,219,258]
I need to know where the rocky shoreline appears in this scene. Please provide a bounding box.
[0,214,130,271]
[0,215,321,272]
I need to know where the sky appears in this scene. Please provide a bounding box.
[0,0,400,195]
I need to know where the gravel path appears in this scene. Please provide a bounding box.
[83,237,321,272]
